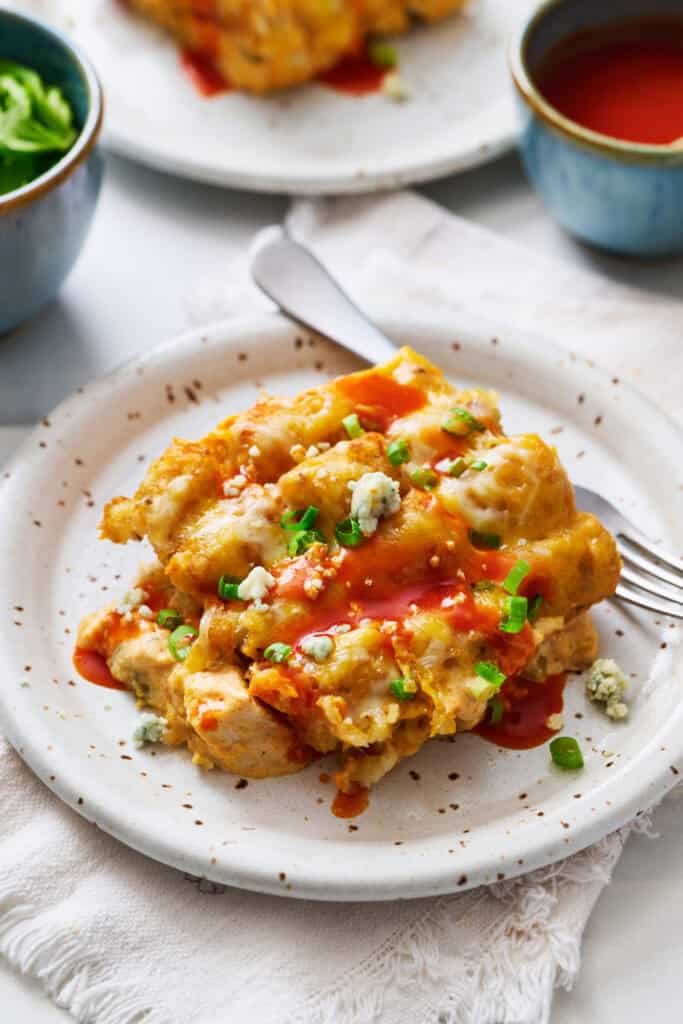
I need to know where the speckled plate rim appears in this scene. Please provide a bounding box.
[0,311,681,901]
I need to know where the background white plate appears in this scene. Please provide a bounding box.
[1,313,681,901]
[25,0,532,193]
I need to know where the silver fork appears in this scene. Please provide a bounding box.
[573,486,683,620]
[251,229,683,621]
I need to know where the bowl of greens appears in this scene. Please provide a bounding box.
[0,8,103,333]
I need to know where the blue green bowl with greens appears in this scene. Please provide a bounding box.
[0,8,103,333]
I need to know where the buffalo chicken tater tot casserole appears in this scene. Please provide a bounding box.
[75,349,621,815]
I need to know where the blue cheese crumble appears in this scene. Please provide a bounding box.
[132,713,167,748]
[586,658,629,720]
[349,471,401,537]
[300,635,334,663]
[237,565,275,608]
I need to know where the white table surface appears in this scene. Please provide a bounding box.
[2,149,683,1023]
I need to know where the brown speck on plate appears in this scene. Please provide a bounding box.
[490,337,499,346]
[671,766,680,776]
[279,871,286,881]
[394,841,403,846]
[295,337,303,350]
[448,771,460,780]
[549,426,563,435]
[347,824,358,832]
[577,394,585,404]
[561,821,570,829]
[518,792,527,800]
[457,875,467,886]
[235,778,248,790]
[33,520,42,528]
[77,797,84,806]
[184,386,199,404]
[165,385,176,403]
[194,820,204,826]
[497,872,505,881]
[451,341,461,351]
[594,415,603,426]
[182,803,193,809]
[408,770,420,781]
[120,754,133,761]
[437,807,446,814]
[237,352,248,361]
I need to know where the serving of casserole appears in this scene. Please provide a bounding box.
[74,348,621,816]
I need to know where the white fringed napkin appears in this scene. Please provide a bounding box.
[3,190,681,1024]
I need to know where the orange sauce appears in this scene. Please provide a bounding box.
[335,372,427,429]
[475,673,567,750]
[537,20,683,144]
[332,783,369,818]
[318,50,387,96]
[181,50,230,97]
[73,648,127,691]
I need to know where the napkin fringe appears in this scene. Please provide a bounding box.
[0,894,164,1024]
[291,821,648,1024]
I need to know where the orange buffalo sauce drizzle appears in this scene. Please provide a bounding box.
[335,372,427,430]
[332,783,370,819]
[73,648,126,690]
[73,586,172,689]
[474,674,567,751]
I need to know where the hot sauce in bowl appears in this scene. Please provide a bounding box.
[535,18,683,145]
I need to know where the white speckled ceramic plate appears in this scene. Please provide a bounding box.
[1,313,682,901]
[25,0,534,193]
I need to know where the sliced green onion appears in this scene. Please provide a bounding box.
[409,466,438,491]
[218,575,243,601]
[488,696,504,725]
[263,642,292,663]
[503,559,531,595]
[368,40,398,69]
[342,413,364,439]
[157,608,183,630]
[281,506,319,531]
[335,516,364,548]
[441,406,485,437]
[287,529,326,557]
[499,595,529,635]
[390,677,416,701]
[469,529,501,550]
[469,460,488,472]
[550,736,584,770]
[475,660,506,691]
[168,624,198,662]
[528,594,544,623]
[387,439,410,466]
[448,457,467,478]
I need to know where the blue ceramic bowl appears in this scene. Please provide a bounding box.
[510,0,683,257]
[0,8,103,333]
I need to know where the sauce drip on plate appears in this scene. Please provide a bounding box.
[181,50,231,97]
[537,20,683,145]
[475,673,567,750]
[332,783,369,818]
[317,49,387,96]
[73,648,126,690]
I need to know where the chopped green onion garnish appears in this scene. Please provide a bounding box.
[390,677,416,701]
[281,506,319,531]
[218,575,243,601]
[287,529,326,556]
[528,594,544,622]
[387,439,410,466]
[469,529,501,550]
[448,457,467,478]
[168,624,198,662]
[342,413,364,439]
[488,696,504,725]
[335,516,364,547]
[503,559,531,595]
[475,661,506,691]
[263,642,292,663]
[157,608,183,630]
[469,460,488,472]
[472,580,494,592]
[441,407,485,437]
[409,466,438,491]
[499,595,528,634]
[368,40,398,69]
[550,736,584,771]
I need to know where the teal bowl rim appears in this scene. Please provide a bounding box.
[0,7,103,216]
[509,0,683,167]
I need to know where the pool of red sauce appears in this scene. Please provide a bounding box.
[475,673,567,750]
[73,648,126,690]
[332,783,370,819]
[179,42,388,99]
[537,20,683,144]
